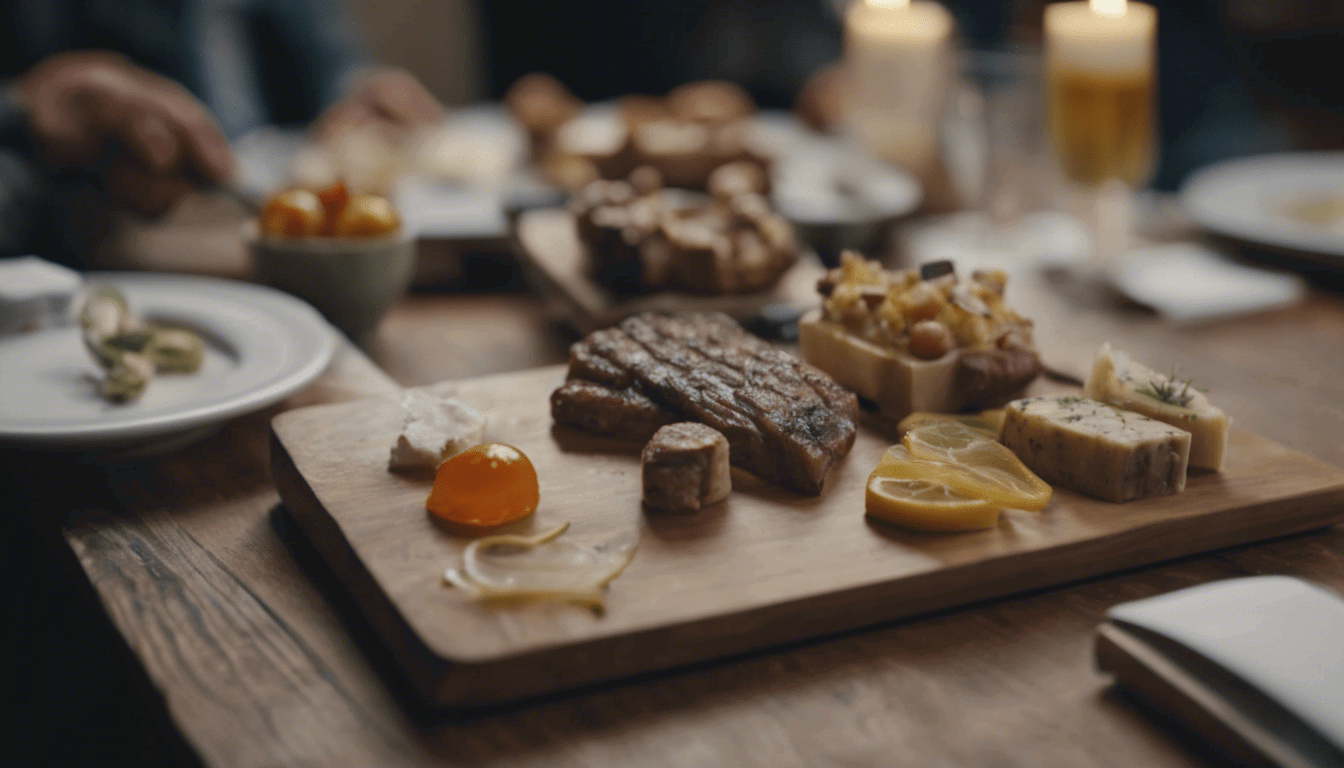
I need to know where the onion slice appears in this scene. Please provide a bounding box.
[443,523,638,612]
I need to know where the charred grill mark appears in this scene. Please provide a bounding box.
[552,312,857,494]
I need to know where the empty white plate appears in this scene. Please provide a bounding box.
[0,272,336,451]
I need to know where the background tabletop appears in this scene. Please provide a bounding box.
[8,245,1344,768]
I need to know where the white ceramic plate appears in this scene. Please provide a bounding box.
[0,273,337,451]
[1181,152,1344,258]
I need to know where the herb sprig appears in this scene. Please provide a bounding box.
[1136,369,1203,407]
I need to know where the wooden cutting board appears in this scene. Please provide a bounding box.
[271,365,1344,708]
[514,209,825,334]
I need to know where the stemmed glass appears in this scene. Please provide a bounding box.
[1045,1,1158,271]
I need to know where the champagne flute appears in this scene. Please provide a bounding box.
[1045,0,1158,269]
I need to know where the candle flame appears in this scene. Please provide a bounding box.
[867,0,910,9]
[1089,0,1126,18]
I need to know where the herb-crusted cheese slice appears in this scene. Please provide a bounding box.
[1083,343,1228,471]
[1000,397,1190,503]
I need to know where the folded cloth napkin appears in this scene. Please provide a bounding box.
[1108,243,1307,323]
[0,255,83,334]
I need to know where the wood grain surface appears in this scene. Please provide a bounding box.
[26,248,1344,767]
[271,363,1344,707]
[515,208,825,334]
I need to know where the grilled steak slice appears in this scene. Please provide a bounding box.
[552,312,858,494]
[551,379,677,443]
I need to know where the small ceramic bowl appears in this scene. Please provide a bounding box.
[246,222,417,342]
[771,141,922,266]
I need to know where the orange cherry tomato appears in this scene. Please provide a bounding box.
[426,444,540,528]
[332,194,400,237]
[260,188,326,236]
[316,181,350,234]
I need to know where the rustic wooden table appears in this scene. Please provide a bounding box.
[7,233,1344,768]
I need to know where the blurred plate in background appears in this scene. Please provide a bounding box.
[234,108,922,258]
[514,208,824,336]
[1181,152,1344,258]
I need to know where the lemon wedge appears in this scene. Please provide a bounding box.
[896,409,1005,438]
[866,474,1001,531]
[881,421,1052,511]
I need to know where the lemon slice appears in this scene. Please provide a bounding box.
[886,421,1052,511]
[866,474,1001,532]
[896,410,1004,438]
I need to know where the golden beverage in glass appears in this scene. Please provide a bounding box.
[1044,1,1157,188]
[1048,67,1155,186]
[1044,1,1157,267]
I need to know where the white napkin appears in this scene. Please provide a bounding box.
[0,256,83,334]
[1108,242,1306,323]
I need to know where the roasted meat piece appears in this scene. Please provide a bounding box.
[550,379,676,443]
[551,313,859,495]
[642,422,732,513]
[571,171,798,297]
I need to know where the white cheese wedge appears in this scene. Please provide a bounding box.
[0,256,82,334]
[641,422,732,513]
[387,388,487,472]
[1083,343,1229,471]
[798,310,959,418]
[1000,397,1191,503]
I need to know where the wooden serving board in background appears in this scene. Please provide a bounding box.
[271,365,1344,708]
[514,209,825,334]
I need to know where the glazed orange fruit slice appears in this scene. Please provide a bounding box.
[426,443,540,528]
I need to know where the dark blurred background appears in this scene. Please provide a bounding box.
[478,0,1343,190]
[0,0,1338,200]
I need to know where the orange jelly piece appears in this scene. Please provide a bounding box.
[426,444,540,528]
[315,181,350,234]
[332,194,400,237]
[260,188,325,236]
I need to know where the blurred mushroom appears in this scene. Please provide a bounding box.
[795,64,846,133]
[505,72,582,154]
[667,81,756,125]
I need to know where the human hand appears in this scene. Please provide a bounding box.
[14,51,234,217]
[313,67,443,143]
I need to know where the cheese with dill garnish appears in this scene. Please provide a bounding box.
[1083,343,1228,471]
[1000,396,1190,503]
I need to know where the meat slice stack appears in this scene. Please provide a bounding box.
[550,312,859,495]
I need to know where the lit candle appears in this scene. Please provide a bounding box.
[1045,0,1158,187]
[844,0,955,172]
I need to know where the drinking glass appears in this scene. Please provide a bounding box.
[1045,26,1158,267]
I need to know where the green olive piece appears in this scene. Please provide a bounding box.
[104,329,157,353]
[79,286,129,339]
[101,352,154,402]
[82,329,121,369]
[145,328,205,373]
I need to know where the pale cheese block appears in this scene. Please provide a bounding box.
[1083,343,1229,471]
[798,310,959,419]
[387,389,487,472]
[1000,397,1190,503]
[642,423,732,513]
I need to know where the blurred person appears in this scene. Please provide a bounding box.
[0,0,442,259]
